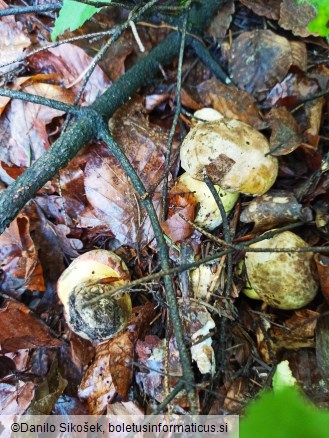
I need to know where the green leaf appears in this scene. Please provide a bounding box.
[297,0,329,36]
[51,0,108,41]
[240,386,329,438]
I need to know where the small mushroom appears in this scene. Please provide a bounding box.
[177,172,238,230]
[244,231,318,309]
[180,117,278,195]
[57,250,131,340]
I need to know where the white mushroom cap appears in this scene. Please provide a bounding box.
[180,118,278,196]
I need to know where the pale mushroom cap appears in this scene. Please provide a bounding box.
[245,231,318,309]
[180,119,278,195]
[178,172,239,230]
[57,249,130,308]
[193,108,224,124]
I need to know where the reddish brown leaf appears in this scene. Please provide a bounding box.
[197,77,265,129]
[0,0,30,76]
[0,300,62,353]
[240,0,280,20]
[0,81,75,167]
[84,101,171,246]
[268,107,302,155]
[240,190,307,232]
[0,381,35,414]
[315,254,329,304]
[0,214,45,292]
[207,0,235,40]
[228,30,307,100]
[28,43,111,105]
[279,0,319,37]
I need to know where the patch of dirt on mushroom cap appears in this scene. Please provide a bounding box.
[180,119,278,195]
[245,232,318,309]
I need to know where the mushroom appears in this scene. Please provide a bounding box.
[177,172,239,230]
[180,117,278,196]
[57,249,131,340]
[244,231,318,309]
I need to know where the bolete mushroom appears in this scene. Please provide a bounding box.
[57,249,131,340]
[244,231,318,309]
[180,117,278,196]
[177,172,239,230]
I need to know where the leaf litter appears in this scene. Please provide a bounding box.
[0,0,329,419]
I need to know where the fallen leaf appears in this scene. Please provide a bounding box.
[279,0,319,37]
[240,0,280,20]
[28,43,111,105]
[0,214,44,292]
[107,400,143,416]
[0,300,62,353]
[240,190,306,232]
[303,98,325,149]
[268,107,302,155]
[315,254,329,304]
[0,0,30,76]
[207,0,235,40]
[228,30,307,100]
[197,77,265,129]
[0,80,75,167]
[0,381,35,414]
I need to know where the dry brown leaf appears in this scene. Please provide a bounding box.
[0,381,35,414]
[79,303,156,414]
[28,43,110,105]
[279,0,319,37]
[0,0,30,76]
[84,101,171,246]
[0,214,45,292]
[197,78,265,129]
[303,98,325,149]
[315,254,329,304]
[268,107,302,155]
[240,190,306,232]
[0,300,62,353]
[228,30,307,100]
[240,0,280,20]
[107,400,143,416]
[207,0,235,40]
[0,80,75,167]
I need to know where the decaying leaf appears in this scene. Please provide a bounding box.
[240,190,307,231]
[240,0,280,20]
[0,300,62,353]
[79,303,156,414]
[84,100,171,246]
[315,255,329,304]
[279,0,319,37]
[0,0,31,76]
[228,30,307,100]
[0,381,35,414]
[268,107,302,156]
[28,43,110,105]
[0,214,45,292]
[316,311,329,386]
[207,0,235,40]
[197,77,265,129]
[0,80,75,167]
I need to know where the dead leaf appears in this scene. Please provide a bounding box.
[207,0,235,40]
[79,303,156,414]
[84,100,171,246]
[28,43,111,105]
[197,78,265,129]
[303,98,325,149]
[279,0,319,37]
[268,107,302,155]
[228,30,307,100]
[0,80,75,167]
[0,214,45,292]
[0,300,62,353]
[0,0,30,76]
[240,190,307,232]
[315,254,329,304]
[0,381,35,414]
[107,400,143,416]
[240,0,280,20]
